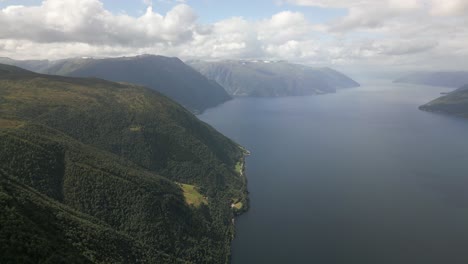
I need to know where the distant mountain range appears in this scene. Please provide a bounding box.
[188,60,360,97]
[394,71,468,88]
[1,57,360,111]
[0,55,231,113]
[420,84,468,118]
[0,63,248,263]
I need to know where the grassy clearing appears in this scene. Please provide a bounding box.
[235,161,243,176]
[178,183,207,207]
[232,202,243,210]
[129,125,142,132]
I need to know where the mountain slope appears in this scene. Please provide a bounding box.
[419,84,468,118]
[394,71,468,88]
[0,64,248,263]
[456,84,468,92]
[1,55,232,113]
[188,60,360,97]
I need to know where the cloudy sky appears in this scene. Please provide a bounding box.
[0,0,467,71]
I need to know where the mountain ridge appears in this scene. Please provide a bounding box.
[188,60,360,97]
[0,55,232,113]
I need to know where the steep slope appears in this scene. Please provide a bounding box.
[394,71,468,88]
[0,57,52,73]
[1,55,232,113]
[0,64,248,263]
[419,84,468,118]
[188,60,360,97]
[0,173,158,264]
[456,84,468,92]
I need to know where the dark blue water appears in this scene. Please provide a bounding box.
[199,81,468,264]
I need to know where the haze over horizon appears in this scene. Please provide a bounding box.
[1,0,468,73]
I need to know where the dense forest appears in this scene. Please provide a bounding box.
[0,64,249,263]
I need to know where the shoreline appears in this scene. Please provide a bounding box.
[228,149,250,263]
[232,147,250,215]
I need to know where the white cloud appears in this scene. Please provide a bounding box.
[0,0,467,71]
[285,0,424,9]
[258,11,311,44]
[186,17,261,58]
[430,0,468,16]
[283,0,370,8]
[388,0,422,9]
[0,0,198,45]
[279,0,468,70]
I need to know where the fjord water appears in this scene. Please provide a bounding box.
[199,81,468,264]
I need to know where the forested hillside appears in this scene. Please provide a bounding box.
[419,84,468,118]
[0,64,248,263]
[0,55,232,113]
